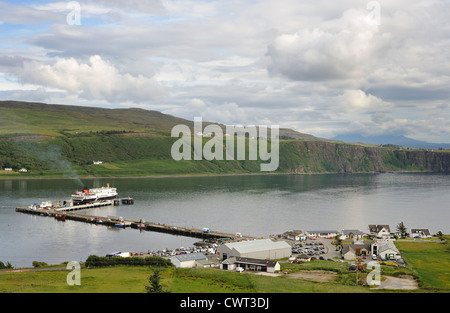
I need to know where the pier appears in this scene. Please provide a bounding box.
[15,204,252,241]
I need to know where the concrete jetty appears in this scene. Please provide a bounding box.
[15,205,252,241]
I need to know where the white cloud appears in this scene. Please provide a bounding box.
[338,89,392,113]
[266,8,384,82]
[18,55,165,103]
[1,0,450,143]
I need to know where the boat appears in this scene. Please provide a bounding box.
[39,201,53,209]
[72,184,118,205]
[113,220,131,228]
[55,214,66,222]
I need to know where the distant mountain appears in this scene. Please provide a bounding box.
[332,133,450,150]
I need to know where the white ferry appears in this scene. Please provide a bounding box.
[72,184,118,205]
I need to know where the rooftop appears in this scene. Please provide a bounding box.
[224,239,291,254]
[171,252,207,262]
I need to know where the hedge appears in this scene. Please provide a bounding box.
[85,255,173,268]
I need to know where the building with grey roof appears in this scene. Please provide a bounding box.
[411,229,432,238]
[169,252,208,268]
[217,239,291,260]
[220,257,281,273]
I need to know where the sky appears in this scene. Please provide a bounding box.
[0,0,449,142]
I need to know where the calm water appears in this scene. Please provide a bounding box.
[0,172,449,267]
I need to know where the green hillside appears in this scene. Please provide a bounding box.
[0,100,326,140]
[0,100,449,178]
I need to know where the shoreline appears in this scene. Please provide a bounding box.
[0,169,439,181]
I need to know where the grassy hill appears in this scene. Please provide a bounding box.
[0,100,327,140]
[0,100,449,178]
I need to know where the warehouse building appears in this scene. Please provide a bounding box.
[216,238,291,260]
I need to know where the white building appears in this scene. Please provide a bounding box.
[217,239,291,260]
[220,257,281,273]
[372,240,400,260]
[305,230,339,238]
[169,253,208,268]
[282,230,305,241]
[340,229,367,240]
[341,243,372,260]
[369,225,392,239]
[411,229,432,238]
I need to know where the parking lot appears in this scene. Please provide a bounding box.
[290,237,341,261]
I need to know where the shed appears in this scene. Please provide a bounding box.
[169,252,208,268]
[217,239,291,260]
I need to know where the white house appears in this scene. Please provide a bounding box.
[411,229,432,238]
[169,252,208,268]
[305,230,339,238]
[341,243,372,260]
[217,239,291,260]
[282,230,305,241]
[19,168,27,173]
[3,168,12,171]
[372,240,400,260]
[340,230,367,240]
[369,225,392,239]
[93,161,103,165]
[220,257,281,273]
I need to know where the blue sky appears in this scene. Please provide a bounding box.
[0,0,449,143]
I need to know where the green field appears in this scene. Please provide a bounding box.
[396,239,450,291]
[0,264,368,293]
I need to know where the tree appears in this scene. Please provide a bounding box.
[145,268,169,293]
[0,261,13,269]
[396,222,408,238]
[436,231,444,241]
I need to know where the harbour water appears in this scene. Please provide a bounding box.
[1,172,449,268]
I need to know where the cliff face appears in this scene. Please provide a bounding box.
[0,135,449,176]
[278,141,450,173]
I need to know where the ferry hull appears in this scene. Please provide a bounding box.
[72,195,117,205]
